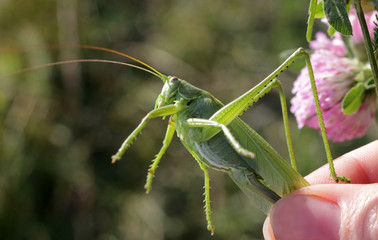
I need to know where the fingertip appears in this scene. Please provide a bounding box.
[269,193,340,240]
[268,184,378,240]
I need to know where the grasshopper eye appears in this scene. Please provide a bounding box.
[170,76,178,83]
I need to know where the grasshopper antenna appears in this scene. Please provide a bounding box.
[76,45,167,80]
[1,44,168,81]
[2,59,162,79]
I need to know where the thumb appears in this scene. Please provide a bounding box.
[263,184,378,240]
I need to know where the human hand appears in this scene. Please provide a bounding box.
[263,140,378,240]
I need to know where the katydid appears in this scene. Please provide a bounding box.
[107,46,350,234]
[4,45,350,234]
[3,1,369,237]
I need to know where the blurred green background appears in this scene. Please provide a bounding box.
[0,0,377,239]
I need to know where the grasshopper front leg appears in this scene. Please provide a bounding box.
[145,114,177,193]
[111,104,179,163]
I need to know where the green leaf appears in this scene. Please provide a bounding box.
[328,25,337,36]
[342,83,365,114]
[315,1,325,18]
[324,0,353,35]
[373,15,378,52]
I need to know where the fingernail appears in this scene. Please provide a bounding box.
[270,195,340,240]
[263,217,275,240]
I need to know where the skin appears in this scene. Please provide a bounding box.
[263,140,378,240]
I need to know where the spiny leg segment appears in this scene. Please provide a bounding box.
[111,104,178,163]
[144,115,177,193]
[186,150,215,235]
[198,161,214,235]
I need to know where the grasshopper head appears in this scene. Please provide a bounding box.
[155,76,181,108]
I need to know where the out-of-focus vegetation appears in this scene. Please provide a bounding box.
[0,0,376,239]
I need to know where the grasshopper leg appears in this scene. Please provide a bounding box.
[276,80,297,170]
[144,115,177,193]
[184,118,256,160]
[199,161,215,235]
[111,104,179,163]
[187,151,215,235]
[302,50,351,183]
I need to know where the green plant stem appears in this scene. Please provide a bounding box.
[353,0,378,96]
[306,0,318,42]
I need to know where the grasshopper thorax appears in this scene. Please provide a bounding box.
[155,76,181,108]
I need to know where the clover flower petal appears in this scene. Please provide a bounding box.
[348,9,378,44]
[310,32,346,57]
[291,34,376,141]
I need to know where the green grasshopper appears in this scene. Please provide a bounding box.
[107,46,350,234]
[4,45,350,234]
